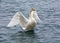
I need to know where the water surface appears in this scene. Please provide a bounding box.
[0,0,60,43]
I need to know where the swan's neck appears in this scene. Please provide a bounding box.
[29,11,34,19]
[29,11,36,23]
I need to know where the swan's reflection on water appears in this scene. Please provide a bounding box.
[10,30,39,43]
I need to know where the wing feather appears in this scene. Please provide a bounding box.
[7,12,28,28]
[33,11,42,23]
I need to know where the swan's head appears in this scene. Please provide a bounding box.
[30,8,36,17]
[30,8,35,13]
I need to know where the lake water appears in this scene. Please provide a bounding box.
[0,0,60,43]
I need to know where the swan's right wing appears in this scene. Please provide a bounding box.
[33,11,42,23]
[7,12,28,28]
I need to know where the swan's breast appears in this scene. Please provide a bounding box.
[25,20,36,31]
[29,21,36,27]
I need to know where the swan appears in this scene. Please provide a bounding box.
[7,8,42,31]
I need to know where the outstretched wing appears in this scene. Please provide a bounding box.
[33,11,42,23]
[7,12,28,28]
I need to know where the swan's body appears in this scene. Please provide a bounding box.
[7,8,41,31]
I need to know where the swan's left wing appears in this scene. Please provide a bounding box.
[7,12,28,27]
[7,12,21,27]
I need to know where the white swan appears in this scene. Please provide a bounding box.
[7,8,42,31]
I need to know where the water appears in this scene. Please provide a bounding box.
[0,0,60,43]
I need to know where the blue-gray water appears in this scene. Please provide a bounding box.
[0,0,60,43]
